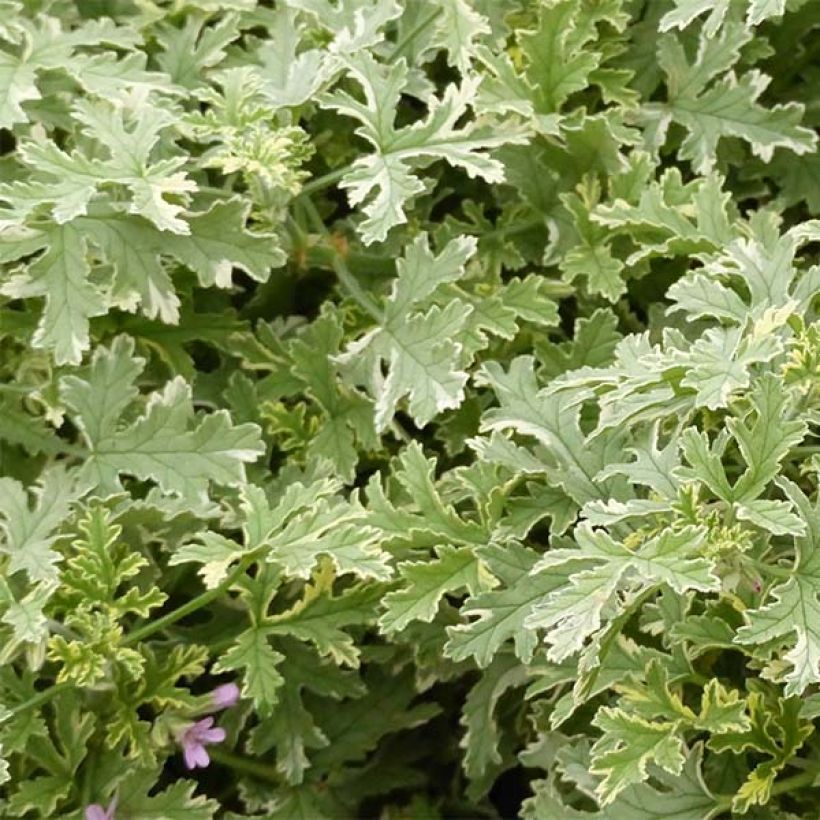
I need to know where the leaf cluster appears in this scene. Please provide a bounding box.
[1,1,820,818]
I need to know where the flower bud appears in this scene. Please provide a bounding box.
[210,682,240,710]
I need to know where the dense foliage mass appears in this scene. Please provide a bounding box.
[1,0,820,817]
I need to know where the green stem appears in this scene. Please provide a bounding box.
[754,562,793,579]
[6,680,73,719]
[299,197,384,322]
[208,637,236,656]
[480,216,547,241]
[714,763,820,812]
[298,165,349,198]
[123,554,256,646]
[769,767,820,798]
[296,10,441,200]
[687,671,711,687]
[208,747,281,783]
[302,244,395,277]
[5,558,255,722]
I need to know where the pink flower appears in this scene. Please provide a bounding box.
[179,716,226,769]
[210,682,240,710]
[85,797,117,820]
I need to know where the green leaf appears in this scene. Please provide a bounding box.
[58,505,165,619]
[695,680,751,734]
[736,498,806,536]
[708,692,812,813]
[660,0,786,36]
[7,775,70,817]
[728,374,806,502]
[47,504,166,684]
[0,467,75,583]
[380,544,496,634]
[431,0,490,73]
[596,423,681,498]
[248,672,329,784]
[170,532,247,590]
[561,240,626,303]
[338,234,477,430]
[499,274,561,327]
[519,1,600,114]
[310,664,439,771]
[0,223,104,364]
[0,50,38,129]
[321,53,526,243]
[213,627,285,716]
[736,479,820,694]
[83,199,277,316]
[680,327,769,410]
[116,766,219,819]
[601,743,721,820]
[590,708,686,806]
[0,743,8,787]
[5,100,195,232]
[593,169,735,267]
[460,653,527,784]
[1,582,53,645]
[0,395,62,456]
[155,13,239,90]
[659,0,732,36]
[7,694,94,816]
[60,336,264,503]
[0,13,139,128]
[251,8,326,107]
[526,526,718,661]
[445,542,565,667]
[679,375,807,514]
[389,440,488,545]
[477,356,615,505]
[288,312,376,481]
[678,429,734,501]
[291,0,402,57]
[267,570,383,667]
[615,659,750,735]
[649,26,816,172]
[514,0,632,121]
[261,786,335,820]
[241,479,390,581]
[537,308,621,379]
[521,779,590,820]
[153,198,282,286]
[0,199,278,364]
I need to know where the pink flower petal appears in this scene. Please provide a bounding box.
[179,714,226,769]
[84,798,117,820]
[183,743,200,770]
[211,682,240,710]
[201,727,226,744]
[192,743,210,768]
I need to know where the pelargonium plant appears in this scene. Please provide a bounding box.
[1,0,820,817]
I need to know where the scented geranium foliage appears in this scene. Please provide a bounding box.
[1,0,820,817]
